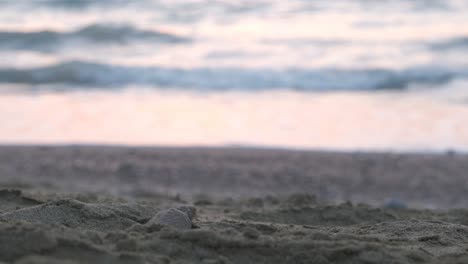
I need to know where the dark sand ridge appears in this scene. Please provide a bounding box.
[0,146,467,208]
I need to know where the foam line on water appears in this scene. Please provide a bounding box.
[0,60,465,91]
[0,24,189,53]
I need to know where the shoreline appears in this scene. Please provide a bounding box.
[2,89,468,152]
[1,143,465,154]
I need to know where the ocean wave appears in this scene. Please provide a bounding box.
[35,0,271,14]
[430,36,468,51]
[0,61,463,91]
[34,0,128,9]
[0,24,189,52]
[32,0,459,13]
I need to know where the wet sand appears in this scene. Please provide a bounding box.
[1,146,468,263]
[2,89,468,151]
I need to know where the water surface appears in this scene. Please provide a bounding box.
[1,0,468,151]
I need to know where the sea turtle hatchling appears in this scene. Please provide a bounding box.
[146,206,196,230]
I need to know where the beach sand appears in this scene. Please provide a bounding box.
[1,146,468,263]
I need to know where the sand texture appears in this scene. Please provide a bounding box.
[1,146,468,263]
[2,190,468,263]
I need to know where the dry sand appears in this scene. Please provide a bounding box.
[1,146,468,263]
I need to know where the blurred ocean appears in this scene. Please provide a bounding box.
[0,0,468,151]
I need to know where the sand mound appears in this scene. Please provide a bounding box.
[229,195,468,228]
[0,221,147,264]
[236,203,427,226]
[1,190,468,263]
[0,190,42,213]
[0,199,157,231]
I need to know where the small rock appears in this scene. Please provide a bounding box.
[146,207,194,230]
